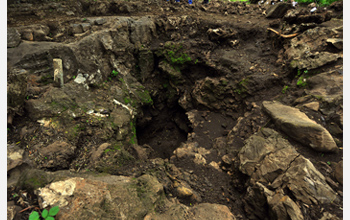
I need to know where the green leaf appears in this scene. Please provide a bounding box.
[29,211,40,220]
[42,209,49,218]
[46,217,55,220]
[49,206,60,216]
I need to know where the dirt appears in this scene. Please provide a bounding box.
[7,0,343,219]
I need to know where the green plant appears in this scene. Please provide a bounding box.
[297,76,307,87]
[29,206,60,220]
[111,70,119,77]
[294,0,340,6]
[327,161,331,166]
[282,85,289,94]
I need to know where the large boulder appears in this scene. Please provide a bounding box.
[262,101,338,152]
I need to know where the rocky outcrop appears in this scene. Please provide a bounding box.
[7,28,21,48]
[262,101,338,152]
[284,19,342,70]
[34,173,235,220]
[239,128,339,220]
[7,68,28,124]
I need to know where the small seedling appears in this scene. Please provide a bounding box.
[327,161,331,166]
[29,206,60,220]
[111,70,119,77]
[282,85,289,94]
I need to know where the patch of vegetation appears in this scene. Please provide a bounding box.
[234,78,248,95]
[156,42,192,71]
[282,85,289,94]
[296,69,309,87]
[29,206,60,220]
[294,0,340,6]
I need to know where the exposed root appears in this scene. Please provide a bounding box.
[267,28,298,39]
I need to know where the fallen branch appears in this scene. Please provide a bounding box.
[19,206,34,213]
[267,28,298,39]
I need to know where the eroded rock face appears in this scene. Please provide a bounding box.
[262,101,338,152]
[239,128,339,219]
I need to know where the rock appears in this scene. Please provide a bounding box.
[158,60,184,83]
[36,174,168,219]
[65,11,75,16]
[33,29,49,41]
[307,70,343,105]
[53,58,64,87]
[70,24,83,34]
[145,203,235,220]
[138,49,154,82]
[271,156,339,205]
[285,26,341,70]
[7,68,28,124]
[326,38,343,50]
[81,23,91,32]
[21,31,34,41]
[7,145,25,172]
[39,141,76,169]
[262,101,338,152]
[319,211,341,220]
[266,2,292,18]
[333,160,343,185]
[302,101,319,111]
[290,51,340,70]
[7,28,21,48]
[94,18,107,25]
[17,169,50,192]
[256,183,304,220]
[172,142,210,165]
[239,129,339,208]
[131,144,150,160]
[90,143,111,161]
[73,73,86,84]
[129,16,157,46]
[7,202,21,220]
[190,203,236,220]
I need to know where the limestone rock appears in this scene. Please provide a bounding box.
[307,70,343,105]
[285,25,341,70]
[172,142,210,165]
[266,2,292,18]
[7,28,21,48]
[239,128,338,213]
[302,101,319,111]
[326,38,343,50]
[333,160,343,185]
[262,101,338,152]
[271,156,339,205]
[256,183,304,220]
[290,51,340,70]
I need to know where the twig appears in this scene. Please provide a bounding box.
[267,28,298,39]
[19,206,34,213]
